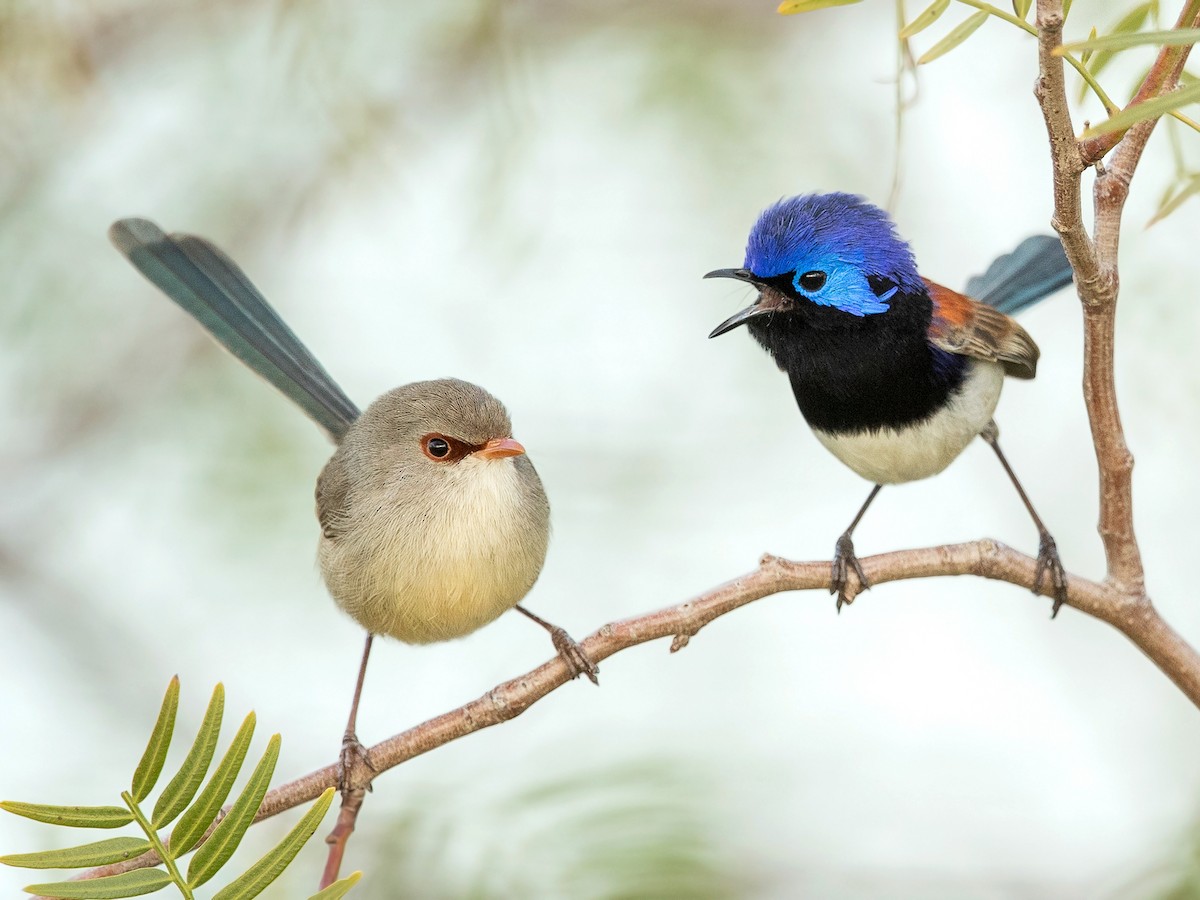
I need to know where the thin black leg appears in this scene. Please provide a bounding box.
[831,484,883,612]
[515,605,599,685]
[981,422,1069,617]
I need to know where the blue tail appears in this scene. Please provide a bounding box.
[965,235,1074,315]
[110,218,360,442]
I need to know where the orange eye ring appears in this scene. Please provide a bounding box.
[420,433,472,462]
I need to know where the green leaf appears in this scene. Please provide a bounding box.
[132,677,180,803]
[1080,26,1099,65]
[23,868,171,898]
[0,802,133,829]
[1062,0,1074,20]
[900,0,951,39]
[211,788,335,900]
[186,734,280,889]
[1149,174,1200,224]
[152,683,225,829]
[1012,0,1031,20]
[917,10,989,64]
[309,872,362,900]
[777,0,862,14]
[1086,2,1154,83]
[1082,80,1200,136]
[169,712,256,857]
[1060,27,1200,54]
[2,837,151,870]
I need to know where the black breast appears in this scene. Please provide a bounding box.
[746,287,967,434]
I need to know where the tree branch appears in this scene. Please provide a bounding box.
[57,539,1200,891]
[1078,0,1200,165]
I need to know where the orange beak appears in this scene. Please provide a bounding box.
[474,437,526,460]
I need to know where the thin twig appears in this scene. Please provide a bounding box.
[57,539,1200,890]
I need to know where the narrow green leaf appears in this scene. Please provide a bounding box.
[169,712,256,857]
[777,0,862,13]
[186,734,280,889]
[132,677,180,803]
[152,683,225,829]
[1060,27,1200,54]
[1080,26,1098,65]
[1012,0,1031,20]
[900,0,951,39]
[1148,174,1200,224]
[1082,80,1200,137]
[2,837,151,870]
[308,872,362,900]
[1062,0,1074,19]
[211,789,335,900]
[23,868,171,898]
[0,802,133,829]
[917,10,989,64]
[1086,2,1154,83]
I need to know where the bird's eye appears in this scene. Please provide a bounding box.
[797,270,827,292]
[422,435,452,460]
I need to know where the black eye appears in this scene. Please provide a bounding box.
[425,437,450,459]
[797,270,826,292]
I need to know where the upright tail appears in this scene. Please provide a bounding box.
[109,218,360,442]
[965,234,1074,316]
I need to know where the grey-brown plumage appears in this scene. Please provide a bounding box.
[108,218,596,691]
[317,380,550,643]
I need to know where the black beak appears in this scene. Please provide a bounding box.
[703,267,757,284]
[705,268,784,338]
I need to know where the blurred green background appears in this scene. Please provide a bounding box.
[3,1,1200,896]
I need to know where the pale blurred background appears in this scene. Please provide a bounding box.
[3,1,1200,897]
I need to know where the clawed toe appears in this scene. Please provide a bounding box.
[550,626,599,685]
[1034,532,1069,618]
[831,533,869,612]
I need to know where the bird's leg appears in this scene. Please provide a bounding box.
[337,633,378,795]
[832,484,882,612]
[981,422,1069,617]
[515,605,599,685]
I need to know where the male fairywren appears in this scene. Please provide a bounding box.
[706,193,1074,615]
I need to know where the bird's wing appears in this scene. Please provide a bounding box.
[316,453,352,541]
[925,278,1040,379]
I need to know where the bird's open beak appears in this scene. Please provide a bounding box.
[704,268,790,338]
[474,437,526,460]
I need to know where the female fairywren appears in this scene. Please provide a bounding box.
[109,219,597,780]
[706,193,1074,615]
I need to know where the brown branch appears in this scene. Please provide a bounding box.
[58,539,1200,891]
[1032,0,1195,595]
[1079,0,1200,165]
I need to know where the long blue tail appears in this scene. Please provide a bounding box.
[965,234,1074,315]
[109,218,360,442]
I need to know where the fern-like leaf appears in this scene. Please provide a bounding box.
[131,677,179,803]
[186,734,280,889]
[169,712,256,857]
[152,683,225,828]
[211,788,336,900]
[23,867,172,898]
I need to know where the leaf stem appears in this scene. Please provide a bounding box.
[122,791,193,900]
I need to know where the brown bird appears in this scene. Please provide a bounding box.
[109,218,597,777]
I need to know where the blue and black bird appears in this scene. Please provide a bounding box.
[705,192,1074,614]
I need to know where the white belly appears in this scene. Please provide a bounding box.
[812,361,1004,484]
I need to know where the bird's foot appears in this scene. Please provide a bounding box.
[337,730,377,795]
[831,533,870,612]
[549,626,599,685]
[1034,531,1069,618]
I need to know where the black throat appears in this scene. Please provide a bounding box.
[745,285,967,434]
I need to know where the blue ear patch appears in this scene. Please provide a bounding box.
[795,265,897,317]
